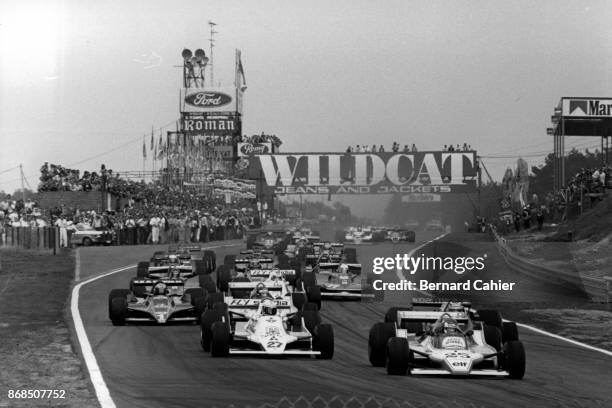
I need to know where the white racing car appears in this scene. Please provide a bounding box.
[199,286,333,358]
[368,300,525,378]
[344,227,373,243]
[303,262,376,300]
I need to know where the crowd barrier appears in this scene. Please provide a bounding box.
[491,226,611,302]
[0,226,59,253]
[0,225,247,254]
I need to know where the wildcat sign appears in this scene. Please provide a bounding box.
[246,151,477,194]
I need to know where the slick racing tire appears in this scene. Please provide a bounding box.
[291,292,307,311]
[136,261,149,278]
[277,254,289,268]
[194,297,206,324]
[478,309,503,328]
[199,274,217,294]
[205,292,225,310]
[384,307,402,324]
[211,322,231,357]
[110,296,128,326]
[502,321,519,343]
[301,272,316,288]
[483,325,502,352]
[185,288,205,305]
[223,255,236,270]
[216,266,232,292]
[212,301,229,320]
[306,285,321,310]
[368,322,395,367]
[129,278,146,298]
[108,289,130,320]
[203,250,216,271]
[503,340,526,379]
[302,302,319,312]
[386,337,409,375]
[344,248,357,263]
[301,310,322,334]
[314,324,334,359]
[194,260,207,276]
[200,309,222,352]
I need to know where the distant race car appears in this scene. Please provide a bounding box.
[368,300,524,378]
[199,295,333,358]
[69,224,114,247]
[246,230,289,253]
[304,262,376,300]
[386,229,416,243]
[108,278,206,325]
[344,227,373,243]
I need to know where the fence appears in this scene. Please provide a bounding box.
[0,226,59,253]
[491,226,611,302]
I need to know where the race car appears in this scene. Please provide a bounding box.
[199,296,333,358]
[108,278,206,325]
[344,227,373,243]
[245,230,289,253]
[216,267,305,300]
[135,254,211,281]
[303,262,375,300]
[386,228,416,243]
[368,300,524,378]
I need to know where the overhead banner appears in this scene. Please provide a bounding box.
[237,142,272,157]
[181,87,238,113]
[245,151,477,194]
[562,98,612,117]
[182,113,241,135]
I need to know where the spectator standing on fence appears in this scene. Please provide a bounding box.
[159,213,168,244]
[136,214,148,244]
[125,215,136,245]
[522,206,531,229]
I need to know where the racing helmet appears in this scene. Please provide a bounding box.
[338,263,349,274]
[168,254,179,264]
[443,321,459,334]
[261,299,277,316]
[153,282,167,295]
[254,283,269,298]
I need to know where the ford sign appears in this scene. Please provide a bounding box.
[185,91,232,108]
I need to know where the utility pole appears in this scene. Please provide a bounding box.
[208,21,217,88]
[19,164,25,201]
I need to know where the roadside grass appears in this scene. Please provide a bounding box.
[0,248,98,408]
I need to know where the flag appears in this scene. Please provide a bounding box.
[236,49,246,87]
[150,127,154,150]
[142,137,147,159]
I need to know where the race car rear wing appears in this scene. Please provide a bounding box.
[131,278,184,287]
[147,265,192,272]
[396,310,470,323]
[226,298,292,309]
[248,269,296,278]
[318,262,362,270]
[235,258,274,264]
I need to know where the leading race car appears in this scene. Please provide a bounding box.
[200,296,333,358]
[108,278,206,325]
[245,230,289,254]
[368,300,524,378]
[344,227,373,243]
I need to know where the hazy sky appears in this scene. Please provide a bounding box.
[1,0,612,194]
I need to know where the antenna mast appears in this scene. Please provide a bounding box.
[208,21,217,87]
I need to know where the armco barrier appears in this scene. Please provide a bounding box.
[0,226,60,253]
[491,227,610,302]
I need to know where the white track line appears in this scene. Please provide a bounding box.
[513,322,612,357]
[71,243,240,408]
[392,233,612,358]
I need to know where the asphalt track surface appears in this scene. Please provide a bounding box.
[79,234,612,408]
